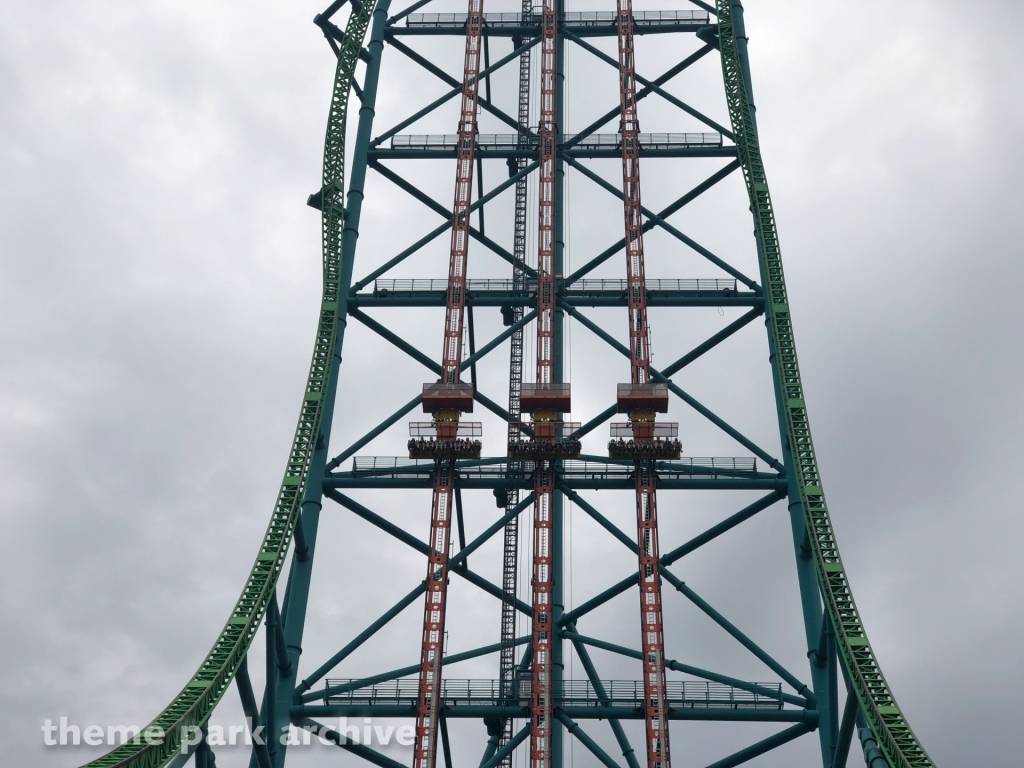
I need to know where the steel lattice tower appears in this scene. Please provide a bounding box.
[81,1,933,767]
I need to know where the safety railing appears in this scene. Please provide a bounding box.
[508,421,583,459]
[567,9,709,24]
[570,278,738,293]
[347,457,760,479]
[521,382,571,398]
[610,422,679,438]
[372,278,738,295]
[410,422,483,438]
[374,278,531,294]
[322,678,781,709]
[390,133,722,151]
[508,421,581,439]
[404,10,710,27]
[573,132,722,149]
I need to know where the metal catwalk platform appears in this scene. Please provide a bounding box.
[80,1,935,766]
[325,456,781,490]
[398,10,712,36]
[318,678,784,709]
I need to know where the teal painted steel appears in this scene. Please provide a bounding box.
[715,0,933,765]
[562,630,803,709]
[294,705,816,723]
[78,3,936,766]
[703,724,813,768]
[78,2,376,765]
[556,713,624,768]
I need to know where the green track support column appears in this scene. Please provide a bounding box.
[827,611,840,760]
[723,2,836,763]
[783,458,834,765]
[717,0,932,764]
[270,1,392,765]
[78,5,936,768]
[720,1,839,765]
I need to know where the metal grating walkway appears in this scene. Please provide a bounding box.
[322,678,783,710]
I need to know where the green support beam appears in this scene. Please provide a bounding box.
[704,724,814,768]
[79,3,935,767]
[556,713,624,768]
[717,0,933,763]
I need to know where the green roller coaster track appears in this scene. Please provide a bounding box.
[81,2,374,766]
[716,3,932,766]
[79,1,933,766]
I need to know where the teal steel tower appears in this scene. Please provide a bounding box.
[80,1,933,767]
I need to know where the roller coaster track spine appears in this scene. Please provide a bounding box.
[80,2,375,766]
[76,2,937,767]
[716,2,933,766]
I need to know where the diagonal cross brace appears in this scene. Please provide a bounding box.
[563,630,808,709]
[387,37,536,138]
[352,159,539,290]
[304,635,531,705]
[563,160,743,285]
[564,29,734,139]
[368,160,536,276]
[563,155,758,290]
[561,489,811,700]
[561,302,783,469]
[325,488,533,612]
[326,393,424,471]
[346,308,524,425]
[559,491,783,627]
[563,44,716,149]
[372,36,541,147]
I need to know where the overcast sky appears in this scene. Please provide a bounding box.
[1,1,1022,767]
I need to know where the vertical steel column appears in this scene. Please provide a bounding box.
[497,0,534,760]
[535,3,557,391]
[414,460,457,768]
[439,0,483,387]
[615,0,651,388]
[550,2,567,765]
[269,2,391,766]
[611,3,671,768]
[413,3,486,768]
[633,463,671,768]
[531,5,560,767]
[530,461,556,768]
[725,2,833,763]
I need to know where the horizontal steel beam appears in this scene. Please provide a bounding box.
[293,705,819,723]
[323,477,787,491]
[367,147,737,160]
[302,636,532,704]
[295,718,407,768]
[349,291,760,308]
[386,23,709,38]
[562,631,808,709]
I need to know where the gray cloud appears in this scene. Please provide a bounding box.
[0,0,1020,766]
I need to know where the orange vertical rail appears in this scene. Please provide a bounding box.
[414,460,456,768]
[439,0,484,386]
[412,3,485,768]
[531,2,559,768]
[535,1,558,391]
[615,2,672,768]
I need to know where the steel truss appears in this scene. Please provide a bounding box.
[81,2,933,768]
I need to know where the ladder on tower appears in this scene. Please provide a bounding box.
[411,3,485,768]
[496,0,533,761]
[610,4,675,768]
